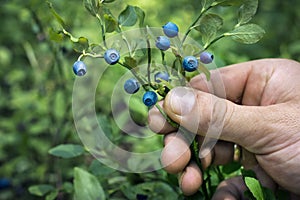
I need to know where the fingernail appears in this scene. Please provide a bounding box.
[167,87,195,116]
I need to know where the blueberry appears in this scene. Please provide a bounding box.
[155,36,170,51]
[163,22,179,38]
[182,56,198,72]
[142,91,158,107]
[154,71,169,83]
[104,49,120,65]
[73,61,87,76]
[0,178,11,189]
[200,51,214,64]
[124,78,140,94]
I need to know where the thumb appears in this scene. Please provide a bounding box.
[163,87,277,152]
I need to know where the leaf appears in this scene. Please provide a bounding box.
[118,5,138,27]
[72,37,89,52]
[244,177,264,200]
[48,144,85,158]
[48,29,64,42]
[262,187,276,200]
[28,184,55,196]
[83,0,100,16]
[124,56,137,69]
[213,0,243,6]
[222,161,241,174]
[104,14,118,33]
[73,167,105,200]
[237,0,258,25]
[47,1,66,27]
[129,95,148,126]
[225,23,265,44]
[134,6,145,27]
[53,90,65,120]
[195,13,223,45]
[202,0,216,9]
[122,181,178,200]
[102,0,116,3]
[45,190,59,200]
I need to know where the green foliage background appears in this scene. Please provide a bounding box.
[0,0,299,199]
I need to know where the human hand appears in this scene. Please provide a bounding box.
[148,58,300,199]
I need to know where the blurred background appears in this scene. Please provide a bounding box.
[0,0,299,199]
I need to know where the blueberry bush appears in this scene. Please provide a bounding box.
[0,0,299,199]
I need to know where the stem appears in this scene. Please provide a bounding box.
[161,51,169,73]
[119,25,133,56]
[181,5,213,45]
[96,14,107,48]
[155,104,179,129]
[203,34,226,50]
[118,61,154,91]
[146,36,152,87]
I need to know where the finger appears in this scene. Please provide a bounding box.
[212,176,247,200]
[189,58,300,105]
[179,162,202,196]
[162,86,296,153]
[198,137,234,169]
[161,132,191,174]
[148,101,176,134]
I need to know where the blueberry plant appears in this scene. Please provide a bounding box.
[34,0,288,199]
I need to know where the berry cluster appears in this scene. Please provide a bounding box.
[72,21,214,108]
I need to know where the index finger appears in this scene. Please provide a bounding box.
[189,59,276,106]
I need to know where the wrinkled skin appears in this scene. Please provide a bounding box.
[148,59,300,199]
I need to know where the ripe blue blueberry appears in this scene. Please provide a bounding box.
[200,51,214,64]
[182,56,198,72]
[0,178,11,189]
[142,91,158,107]
[73,61,87,76]
[163,22,179,38]
[155,36,170,51]
[104,49,120,65]
[154,71,169,83]
[124,78,140,94]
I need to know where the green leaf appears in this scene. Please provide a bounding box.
[195,13,223,45]
[74,167,105,200]
[104,14,118,33]
[47,1,66,27]
[222,161,241,174]
[237,0,258,26]
[225,23,265,44]
[134,6,145,27]
[48,29,64,42]
[102,0,116,3]
[241,169,257,178]
[53,90,65,120]
[262,187,276,200]
[28,184,55,196]
[118,5,138,27]
[244,177,264,200]
[124,56,137,69]
[63,182,74,194]
[72,37,89,52]
[122,181,178,200]
[45,190,59,200]
[83,0,101,16]
[129,94,148,126]
[213,0,243,6]
[48,144,85,158]
[202,0,216,9]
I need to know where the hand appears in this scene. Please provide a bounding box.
[148,58,300,199]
